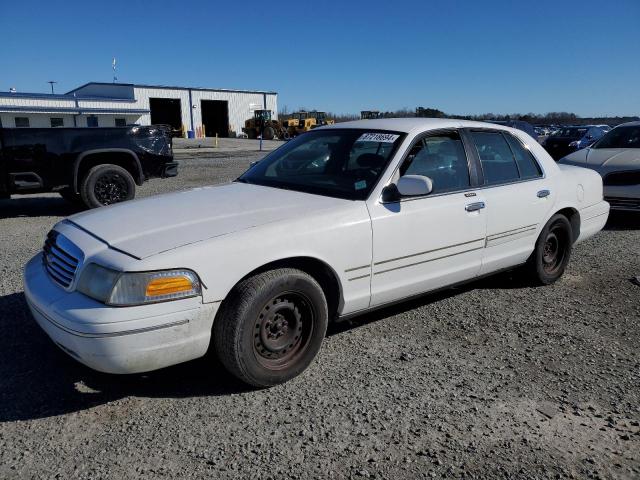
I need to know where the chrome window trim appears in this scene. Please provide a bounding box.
[378,127,547,205]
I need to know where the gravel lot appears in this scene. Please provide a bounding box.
[1,147,639,479]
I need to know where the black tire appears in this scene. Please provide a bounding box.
[79,164,136,209]
[262,126,275,140]
[58,187,83,205]
[247,129,257,140]
[214,268,328,387]
[525,214,573,285]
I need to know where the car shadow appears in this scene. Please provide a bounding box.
[0,196,84,219]
[0,292,251,423]
[604,211,640,231]
[1,269,533,423]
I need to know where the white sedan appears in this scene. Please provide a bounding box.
[24,119,610,387]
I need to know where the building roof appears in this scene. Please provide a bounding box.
[0,90,138,103]
[67,82,278,96]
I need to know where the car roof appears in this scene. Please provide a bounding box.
[319,117,518,134]
[616,120,640,127]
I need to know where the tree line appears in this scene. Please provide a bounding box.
[280,106,638,126]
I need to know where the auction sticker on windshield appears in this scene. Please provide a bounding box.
[357,133,400,143]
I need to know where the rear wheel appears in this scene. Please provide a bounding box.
[80,164,136,209]
[526,214,573,285]
[213,268,328,387]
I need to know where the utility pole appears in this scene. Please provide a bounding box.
[47,81,57,94]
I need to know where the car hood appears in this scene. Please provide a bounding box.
[561,148,640,168]
[67,182,351,259]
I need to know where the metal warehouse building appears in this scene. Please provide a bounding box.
[0,82,278,137]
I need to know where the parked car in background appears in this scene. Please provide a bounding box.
[24,118,609,387]
[542,126,606,160]
[0,125,177,208]
[559,121,640,211]
[487,120,537,139]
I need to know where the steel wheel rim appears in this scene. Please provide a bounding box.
[542,225,566,275]
[253,292,314,370]
[94,173,128,205]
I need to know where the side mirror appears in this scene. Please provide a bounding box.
[396,175,433,197]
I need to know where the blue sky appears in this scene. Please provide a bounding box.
[2,0,639,116]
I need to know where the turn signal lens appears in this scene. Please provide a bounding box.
[108,269,201,306]
[145,275,194,297]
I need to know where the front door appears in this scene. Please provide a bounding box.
[464,129,554,274]
[368,130,487,307]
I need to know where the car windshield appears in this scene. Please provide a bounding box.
[593,126,640,149]
[552,128,587,138]
[238,129,405,200]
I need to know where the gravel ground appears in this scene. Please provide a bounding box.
[1,151,639,479]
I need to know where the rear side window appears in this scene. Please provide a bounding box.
[470,131,520,185]
[504,133,542,179]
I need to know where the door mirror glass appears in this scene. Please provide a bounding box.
[397,175,433,197]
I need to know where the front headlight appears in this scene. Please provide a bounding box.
[77,264,201,306]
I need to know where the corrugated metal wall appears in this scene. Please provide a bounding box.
[0,84,278,134]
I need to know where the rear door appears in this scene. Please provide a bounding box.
[367,130,487,306]
[463,129,553,274]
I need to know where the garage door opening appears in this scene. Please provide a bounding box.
[201,100,229,137]
[149,98,182,131]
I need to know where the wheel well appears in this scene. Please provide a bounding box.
[235,257,342,320]
[75,151,142,190]
[555,207,580,242]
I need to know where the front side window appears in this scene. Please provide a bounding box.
[471,131,520,185]
[399,132,470,194]
[15,117,30,128]
[239,129,405,200]
[50,117,64,127]
[504,133,542,179]
[593,126,640,149]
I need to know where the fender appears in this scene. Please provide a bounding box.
[73,149,144,192]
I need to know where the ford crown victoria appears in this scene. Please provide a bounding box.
[24,119,610,387]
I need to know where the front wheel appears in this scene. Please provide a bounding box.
[525,214,573,285]
[213,268,328,387]
[80,164,136,208]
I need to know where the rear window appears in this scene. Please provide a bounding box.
[471,131,542,185]
[552,128,587,138]
[593,126,640,149]
[470,131,520,185]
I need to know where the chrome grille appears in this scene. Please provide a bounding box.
[43,231,82,288]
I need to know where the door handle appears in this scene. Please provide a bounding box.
[465,201,485,212]
[537,189,551,198]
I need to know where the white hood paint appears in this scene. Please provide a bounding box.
[68,183,352,259]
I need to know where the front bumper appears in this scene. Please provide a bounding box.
[23,254,218,374]
[162,161,179,178]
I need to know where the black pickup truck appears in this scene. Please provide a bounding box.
[0,125,177,209]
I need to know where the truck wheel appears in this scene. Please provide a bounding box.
[80,164,136,208]
[247,129,257,140]
[525,214,573,285]
[58,187,83,205]
[214,268,328,387]
[262,126,275,140]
